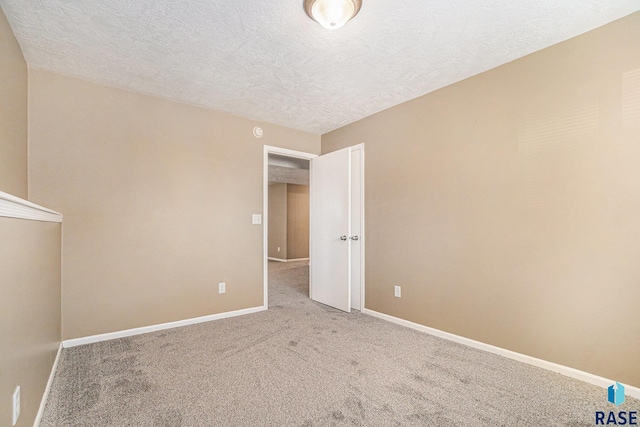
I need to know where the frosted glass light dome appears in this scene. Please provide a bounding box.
[304,0,362,30]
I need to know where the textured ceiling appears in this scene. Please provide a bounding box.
[268,154,310,185]
[1,0,638,134]
[269,166,310,186]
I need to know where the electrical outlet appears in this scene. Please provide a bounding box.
[394,286,401,298]
[12,385,20,426]
[219,282,226,294]
[277,247,280,252]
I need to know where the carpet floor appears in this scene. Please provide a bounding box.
[41,261,638,426]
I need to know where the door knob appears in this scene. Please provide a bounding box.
[340,236,348,241]
[350,236,359,241]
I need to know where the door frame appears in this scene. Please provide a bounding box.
[262,144,365,311]
[349,143,365,311]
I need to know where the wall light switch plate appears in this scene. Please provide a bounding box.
[252,214,262,224]
[219,282,226,294]
[394,286,401,298]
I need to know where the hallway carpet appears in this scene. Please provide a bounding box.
[41,261,638,426]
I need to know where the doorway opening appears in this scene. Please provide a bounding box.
[262,145,364,312]
[267,152,312,305]
[263,147,316,309]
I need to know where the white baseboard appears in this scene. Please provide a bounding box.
[267,257,309,263]
[363,308,640,400]
[34,342,63,427]
[63,305,267,348]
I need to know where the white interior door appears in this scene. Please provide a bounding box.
[310,147,351,312]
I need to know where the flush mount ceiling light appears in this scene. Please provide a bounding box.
[303,0,362,30]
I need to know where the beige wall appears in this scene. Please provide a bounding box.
[0,6,27,198]
[323,12,640,388]
[1,12,61,427]
[28,69,320,340]
[268,183,287,259]
[268,183,309,260]
[0,217,61,427]
[287,184,309,259]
